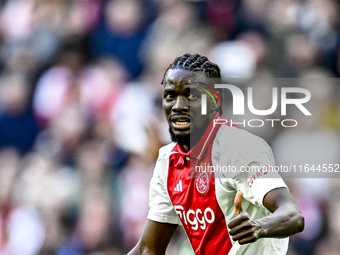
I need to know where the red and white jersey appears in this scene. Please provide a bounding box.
[147,114,289,255]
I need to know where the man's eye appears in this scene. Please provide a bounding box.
[165,94,174,101]
[188,93,198,100]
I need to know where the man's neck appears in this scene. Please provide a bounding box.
[178,136,200,153]
[171,113,218,153]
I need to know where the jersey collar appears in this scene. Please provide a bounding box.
[190,112,221,160]
[173,112,221,160]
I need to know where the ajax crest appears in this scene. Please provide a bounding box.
[196,172,210,195]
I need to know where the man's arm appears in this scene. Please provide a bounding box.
[228,188,304,245]
[128,219,178,255]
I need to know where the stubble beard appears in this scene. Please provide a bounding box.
[169,121,210,149]
[169,128,190,146]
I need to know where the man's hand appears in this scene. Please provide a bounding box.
[227,191,264,245]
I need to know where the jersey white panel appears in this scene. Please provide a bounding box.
[147,143,180,224]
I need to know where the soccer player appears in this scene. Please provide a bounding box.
[128,54,304,255]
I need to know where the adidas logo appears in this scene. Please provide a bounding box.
[174,180,183,192]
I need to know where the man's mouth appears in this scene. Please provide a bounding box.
[171,116,191,130]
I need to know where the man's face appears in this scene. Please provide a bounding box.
[162,69,216,147]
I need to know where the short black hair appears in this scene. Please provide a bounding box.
[162,53,223,115]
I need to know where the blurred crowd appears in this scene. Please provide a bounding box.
[0,0,340,254]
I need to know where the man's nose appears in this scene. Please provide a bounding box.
[173,96,189,112]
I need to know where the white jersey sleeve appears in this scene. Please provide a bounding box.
[213,125,287,207]
[236,152,288,207]
[147,143,180,225]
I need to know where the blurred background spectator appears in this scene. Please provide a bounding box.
[0,0,339,254]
